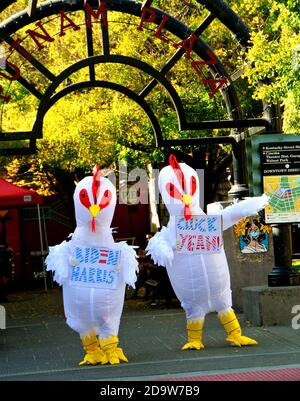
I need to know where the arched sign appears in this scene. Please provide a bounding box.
[0,0,271,157]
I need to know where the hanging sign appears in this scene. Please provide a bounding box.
[69,246,121,289]
[176,215,222,254]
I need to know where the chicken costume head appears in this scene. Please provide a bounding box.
[159,155,201,220]
[74,165,116,231]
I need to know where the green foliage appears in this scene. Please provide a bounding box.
[0,0,298,199]
[4,157,58,196]
[238,0,300,131]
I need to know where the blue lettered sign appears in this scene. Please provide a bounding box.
[176,215,222,254]
[69,246,121,289]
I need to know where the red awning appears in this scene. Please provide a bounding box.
[0,178,42,207]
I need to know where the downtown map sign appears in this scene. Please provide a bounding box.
[260,142,300,223]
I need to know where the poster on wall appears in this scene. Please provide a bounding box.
[234,217,271,254]
[260,143,300,223]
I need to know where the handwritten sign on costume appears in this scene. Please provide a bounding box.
[176,215,222,254]
[69,246,121,289]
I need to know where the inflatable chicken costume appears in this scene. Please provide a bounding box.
[147,155,269,350]
[46,165,138,365]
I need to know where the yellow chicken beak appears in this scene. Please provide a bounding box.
[89,204,101,217]
[182,194,192,206]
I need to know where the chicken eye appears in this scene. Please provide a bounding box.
[166,182,182,200]
[99,189,112,209]
[190,176,197,196]
[79,189,91,208]
[80,189,87,197]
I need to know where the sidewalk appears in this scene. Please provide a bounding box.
[0,287,300,381]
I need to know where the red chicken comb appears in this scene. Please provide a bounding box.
[169,154,186,192]
[92,164,101,204]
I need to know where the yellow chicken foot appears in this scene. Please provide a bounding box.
[182,319,205,350]
[99,336,128,365]
[218,308,257,347]
[79,332,106,366]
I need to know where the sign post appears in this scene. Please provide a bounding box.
[260,142,300,286]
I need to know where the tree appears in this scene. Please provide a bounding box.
[2,0,292,203]
[234,0,300,131]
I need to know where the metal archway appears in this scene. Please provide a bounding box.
[0,1,271,141]
[0,0,275,194]
[38,78,164,146]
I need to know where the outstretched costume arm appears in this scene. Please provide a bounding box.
[118,242,139,288]
[146,227,174,269]
[207,194,269,231]
[45,240,71,285]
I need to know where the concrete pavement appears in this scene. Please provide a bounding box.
[0,288,300,381]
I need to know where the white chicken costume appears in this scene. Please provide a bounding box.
[147,155,269,350]
[46,165,138,365]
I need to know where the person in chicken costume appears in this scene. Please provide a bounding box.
[46,165,138,365]
[147,155,269,351]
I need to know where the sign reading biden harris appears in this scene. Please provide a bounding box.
[69,247,121,289]
[176,215,222,254]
